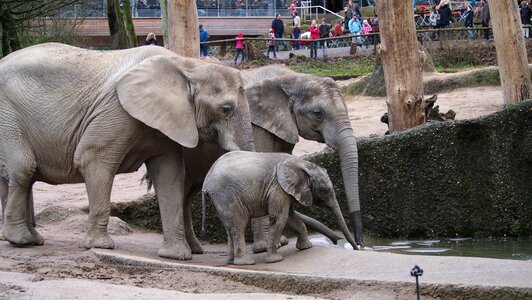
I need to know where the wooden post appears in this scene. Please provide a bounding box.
[375,0,425,132]
[167,0,200,57]
[488,0,531,104]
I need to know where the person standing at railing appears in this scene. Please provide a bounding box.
[319,18,331,59]
[292,11,302,50]
[437,0,452,29]
[480,0,490,40]
[361,19,373,49]
[289,0,297,16]
[199,24,209,57]
[234,33,245,64]
[464,1,476,38]
[272,13,288,51]
[309,19,320,61]
[348,15,363,47]
[344,4,353,32]
[267,28,277,58]
[520,1,532,38]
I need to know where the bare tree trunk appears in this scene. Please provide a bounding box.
[160,0,168,46]
[122,0,137,47]
[488,0,531,104]
[375,0,425,133]
[167,0,199,57]
[107,0,129,49]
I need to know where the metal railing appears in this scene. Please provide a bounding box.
[298,5,343,21]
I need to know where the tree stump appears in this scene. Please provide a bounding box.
[488,0,531,104]
[244,41,267,61]
[376,0,426,132]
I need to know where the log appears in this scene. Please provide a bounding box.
[375,0,425,132]
[488,0,531,104]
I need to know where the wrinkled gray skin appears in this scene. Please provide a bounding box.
[243,65,364,248]
[202,151,358,265]
[180,68,364,255]
[0,43,254,260]
[179,65,363,255]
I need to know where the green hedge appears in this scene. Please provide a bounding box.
[112,100,532,241]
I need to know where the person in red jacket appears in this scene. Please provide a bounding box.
[234,33,245,64]
[309,19,320,61]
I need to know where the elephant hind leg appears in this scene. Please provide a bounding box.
[184,187,204,254]
[2,150,42,245]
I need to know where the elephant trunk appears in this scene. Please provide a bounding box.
[294,211,343,244]
[329,127,364,247]
[330,198,358,250]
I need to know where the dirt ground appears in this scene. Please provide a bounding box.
[0,84,505,298]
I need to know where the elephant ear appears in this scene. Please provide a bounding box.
[246,77,299,144]
[116,55,198,148]
[277,157,312,206]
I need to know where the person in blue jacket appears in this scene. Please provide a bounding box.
[348,15,363,46]
[199,24,209,57]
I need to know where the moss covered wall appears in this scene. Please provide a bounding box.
[112,100,531,242]
[308,100,531,238]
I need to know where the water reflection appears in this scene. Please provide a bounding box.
[310,235,532,260]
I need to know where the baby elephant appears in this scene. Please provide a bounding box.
[202,151,358,265]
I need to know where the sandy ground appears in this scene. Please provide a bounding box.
[0,85,507,299]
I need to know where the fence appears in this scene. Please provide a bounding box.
[199,26,532,59]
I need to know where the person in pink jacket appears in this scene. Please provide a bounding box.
[361,19,373,49]
[234,33,245,64]
[309,19,320,61]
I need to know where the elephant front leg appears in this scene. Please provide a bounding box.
[251,216,289,253]
[287,208,312,250]
[266,205,290,263]
[81,166,115,250]
[146,151,192,260]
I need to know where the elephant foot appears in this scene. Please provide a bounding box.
[253,236,289,253]
[266,253,283,263]
[187,239,204,254]
[157,242,192,260]
[296,238,312,250]
[82,232,115,250]
[252,240,267,253]
[2,223,44,246]
[233,253,255,265]
[279,235,289,247]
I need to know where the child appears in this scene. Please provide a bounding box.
[309,19,320,61]
[234,33,245,64]
[267,28,277,58]
[361,19,373,48]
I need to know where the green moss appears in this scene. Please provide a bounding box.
[307,100,532,238]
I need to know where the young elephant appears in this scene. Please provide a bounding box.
[202,151,358,265]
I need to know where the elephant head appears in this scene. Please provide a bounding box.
[245,66,363,246]
[116,55,255,153]
[277,158,358,250]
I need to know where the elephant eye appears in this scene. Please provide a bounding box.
[321,188,330,194]
[312,108,323,119]
[221,105,233,116]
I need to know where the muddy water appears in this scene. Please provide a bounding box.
[309,236,532,261]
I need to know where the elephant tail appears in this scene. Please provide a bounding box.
[201,190,207,238]
[140,172,153,191]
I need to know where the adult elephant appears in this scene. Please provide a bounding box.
[243,65,364,248]
[182,65,363,254]
[0,43,254,260]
